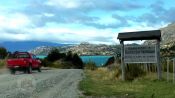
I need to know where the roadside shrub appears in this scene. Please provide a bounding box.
[104,56,121,67]
[40,58,52,67]
[65,51,73,61]
[0,60,6,68]
[44,49,84,69]
[84,61,97,70]
[47,48,62,62]
[52,60,74,69]
[104,56,114,67]
[125,64,146,80]
[72,53,84,69]
[0,47,7,59]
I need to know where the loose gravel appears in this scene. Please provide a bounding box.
[0,69,83,98]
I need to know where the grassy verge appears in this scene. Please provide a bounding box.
[0,59,6,68]
[79,68,175,98]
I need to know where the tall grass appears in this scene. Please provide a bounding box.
[84,61,97,70]
[80,69,175,98]
[0,59,6,68]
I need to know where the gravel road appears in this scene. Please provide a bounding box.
[0,69,84,98]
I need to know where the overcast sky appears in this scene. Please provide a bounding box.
[0,0,175,44]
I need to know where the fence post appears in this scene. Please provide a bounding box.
[173,59,175,83]
[167,58,170,82]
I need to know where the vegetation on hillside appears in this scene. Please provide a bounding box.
[0,47,8,59]
[84,61,97,70]
[0,47,8,68]
[41,48,84,69]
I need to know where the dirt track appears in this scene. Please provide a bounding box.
[0,69,83,98]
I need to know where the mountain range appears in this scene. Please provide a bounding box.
[29,42,120,56]
[0,41,70,52]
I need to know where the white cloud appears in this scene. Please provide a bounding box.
[25,25,115,44]
[45,0,80,9]
[43,13,55,17]
[0,0,172,45]
[0,13,32,29]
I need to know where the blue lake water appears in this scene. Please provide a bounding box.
[36,55,112,67]
[81,56,112,66]
[36,55,46,59]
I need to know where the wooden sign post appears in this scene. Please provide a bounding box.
[117,30,162,81]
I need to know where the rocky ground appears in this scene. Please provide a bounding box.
[0,68,83,98]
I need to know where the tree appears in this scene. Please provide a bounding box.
[65,51,73,61]
[0,47,7,59]
[47,48,61,62]
[72,53,83,69]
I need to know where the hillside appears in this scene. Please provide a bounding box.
[144,23,175,57]
[144,23,175,47]
[0,41,68,52]
[29,42,120,56]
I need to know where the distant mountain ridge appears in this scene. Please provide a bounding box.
[144,23,175,47]
[29,42,121,56]
[0,41,70,52]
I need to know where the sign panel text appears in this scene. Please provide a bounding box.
[124,45,156,63]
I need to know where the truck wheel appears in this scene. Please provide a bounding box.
[10,69,15,74]
[38,67,41,72]
[23,67,27,73]
[27,65,32,74]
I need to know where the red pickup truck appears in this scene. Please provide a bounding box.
[7,52,41,74]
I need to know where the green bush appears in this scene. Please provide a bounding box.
[72,53,84,69]
[104,56,114,67]
[40,58,52,67]
[125,64,146,80]
[0,60,6,68]
[47,48,62,62]
[84,61,97,70]
[0,47,7,59]
[42,50,84,69]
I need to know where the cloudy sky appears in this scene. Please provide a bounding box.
[0,0,175,44]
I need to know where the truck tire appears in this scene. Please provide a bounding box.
[27,65,32,74]
[10,68,15,74]
[38,67,41,72]
[23,67,28,73]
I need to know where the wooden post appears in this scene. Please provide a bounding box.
[144,63,148,72]
[156,40,162,80]
[120,40,125,81]
[167,58,170,82]
[173,59,175,83]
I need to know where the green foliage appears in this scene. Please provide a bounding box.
[42,49,84,69]
[104,56,114,67]
[65,51,73,61]
[125,64,146,80]
[40,58,52,67]
[80,71,175,98]
[72,53,83,69]
[0,60,6,68]
[0,47,7,59]
[47,48,62,62]
[84,61,97,70]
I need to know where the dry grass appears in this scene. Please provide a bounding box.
[0,59,6,68]
[80,68,175,98]
[87,67,120,81]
